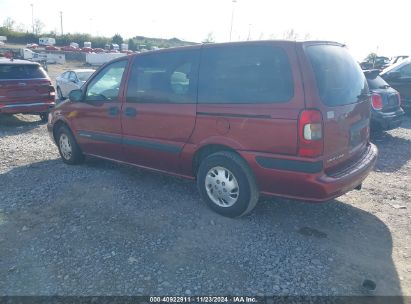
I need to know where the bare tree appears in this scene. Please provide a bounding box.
[283,29,299,40]
[33,19,45,35]
[202,32,215,43]
[15,23,27,33]
[303,33,312,40]
[3,17,15,31]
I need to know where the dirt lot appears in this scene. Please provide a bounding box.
[0,65,410,296]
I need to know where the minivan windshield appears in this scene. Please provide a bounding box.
[306,44,368,106]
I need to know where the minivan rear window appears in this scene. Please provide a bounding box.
[0,64,47,80]
[306,45,368,106]
[198,45,293,104]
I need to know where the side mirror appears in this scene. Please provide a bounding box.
[69,89,83,102]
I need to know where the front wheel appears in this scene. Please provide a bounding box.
[56,125,84,165]
[197,151,259,218]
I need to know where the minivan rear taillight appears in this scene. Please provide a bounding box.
[38,84,55,97]
[298,109,323,157]
[371,94,383,110]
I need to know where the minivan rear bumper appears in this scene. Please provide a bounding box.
[241,143,378,202]
[0,101,55,114]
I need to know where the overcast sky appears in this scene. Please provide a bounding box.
[1,0,410,60]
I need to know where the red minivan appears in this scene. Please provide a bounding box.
[0,59,55,121]
[47,41,378,217]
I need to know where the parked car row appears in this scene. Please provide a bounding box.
[45,45,133,54]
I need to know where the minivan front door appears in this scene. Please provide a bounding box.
[69,59,128,160]
[121,49,200,173]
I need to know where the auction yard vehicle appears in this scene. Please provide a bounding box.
[39,37,56,46]
[20,48,47,62]
[55,69,95,99]
[61,45,78,52]
[381,58,411,113]
[364,70,404,132]
[0,59,55,122]
[85,52,127,66]
[45,45,59,51]
[48,41,378,217]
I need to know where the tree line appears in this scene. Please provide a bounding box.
[1,17,195,51]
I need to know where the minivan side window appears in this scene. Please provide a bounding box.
[306,45,368,106]
[85,60,127,102]
[126,49,199,103]
[198,45,293,104]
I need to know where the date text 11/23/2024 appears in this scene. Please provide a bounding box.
[149,296,259,303]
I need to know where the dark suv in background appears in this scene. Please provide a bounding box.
[364,69,404,132]
[0,58,55,122]
[381,58,411,113]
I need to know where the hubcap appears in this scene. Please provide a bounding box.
[205,166,239,207]
[59,133,72,160]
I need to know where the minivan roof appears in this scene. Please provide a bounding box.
[128,40,344,57]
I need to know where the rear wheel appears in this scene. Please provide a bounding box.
[56,125,84,165]
[197,151,259,218]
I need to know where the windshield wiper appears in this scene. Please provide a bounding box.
[379,84,391,89]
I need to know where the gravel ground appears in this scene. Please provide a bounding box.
[0,113,410,296]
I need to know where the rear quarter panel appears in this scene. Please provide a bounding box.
[296,42,372,172]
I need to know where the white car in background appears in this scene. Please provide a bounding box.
[56,69,95,99]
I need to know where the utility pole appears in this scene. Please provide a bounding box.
[60,11,63,35]
[229,0,237,41]
[31,4,34,34]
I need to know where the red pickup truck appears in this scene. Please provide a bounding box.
[0,58,55,122]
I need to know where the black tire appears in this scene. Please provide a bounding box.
[197,151,259,218]
[56,125,84,165]
[57,87,64,100]
[39,113,48,123]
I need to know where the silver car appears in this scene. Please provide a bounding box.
[56,69,95,99]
